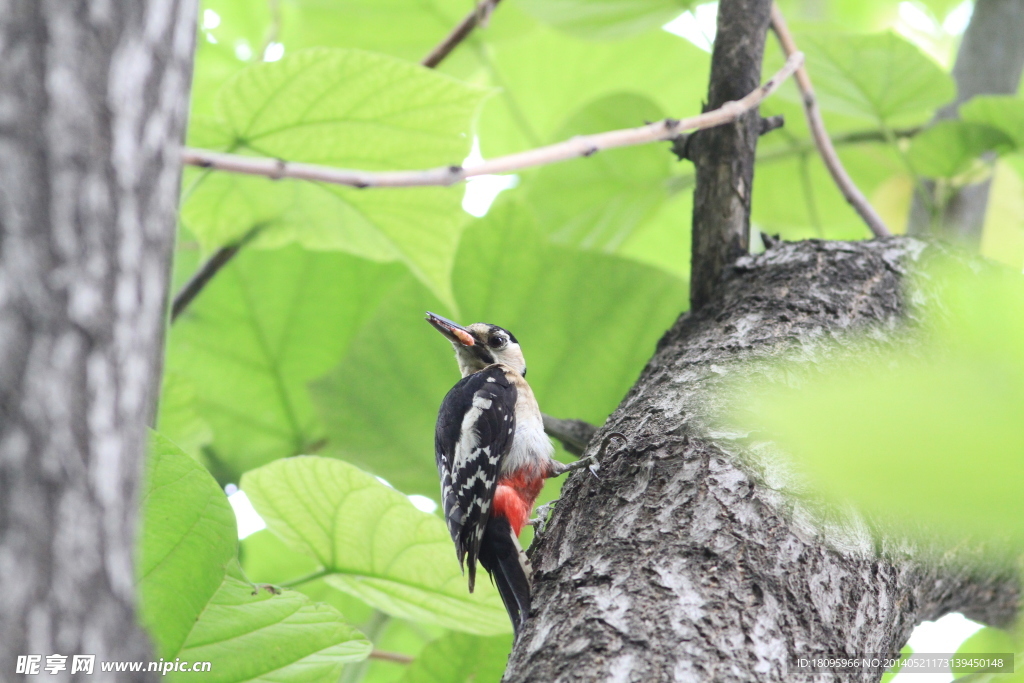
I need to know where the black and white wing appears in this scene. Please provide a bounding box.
[434,365,517,591]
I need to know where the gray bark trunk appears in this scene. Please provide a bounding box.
[908,0,1024,244]
[504,237,1019,682]
[0,1,197,679]
[688,0,773,310]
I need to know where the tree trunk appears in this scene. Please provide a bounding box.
[504,237,1019,682]
[688,0,773,310]
[907,0,1024,244]
[0,1,196,677]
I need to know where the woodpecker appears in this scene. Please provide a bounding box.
[427,312,580,637]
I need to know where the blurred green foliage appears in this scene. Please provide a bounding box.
[737,260,1024,540]
[142,0,1024,679]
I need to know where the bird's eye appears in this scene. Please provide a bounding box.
[489,336,507,349]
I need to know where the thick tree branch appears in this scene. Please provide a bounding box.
[688,0,775,310]
[770,3,891,239]
[421,0,502,69]
[506,238,1020,682]
[180,52,803,189]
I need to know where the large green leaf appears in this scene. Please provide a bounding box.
[166,245,404,481]
[752,141,905,240]
[476,25,709,157]
[156,372,215,460]
[313,201,688,496]
[241,457,511,635]
[797,32,954,127]
[140,436,370,681]
[735,263,1024,540]
[616,188,693,280]
[278,0,536,74]
[240,529,445,683]
[525,92,677,252]
[140,433,238,658]
[907,120,1014,178]
[395,632,513,683]
[182,48,486,309]
[516,0,693,40]
[175,568,371,682]
[960,96,1024,149]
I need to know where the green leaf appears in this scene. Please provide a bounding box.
[140,433,238,658]
[277,0,536,74]
[908,120,1014,178]
[156,372,214,460]
[616,188,693,280]
[525,93,676,251]
[516,0,693,40]
[166,246,403,481]
[140,436,370,682]
[313,201,688,496]
[183,48,487,309]
[735,262,1024,540]
[395,632,513,683]
[218,49,483,169]
[753,141,905,239]
[477,25,709,157]
[240,456,511,635]
[797,31,954,126]
[961,96,1024,149]
[175,569,371,682]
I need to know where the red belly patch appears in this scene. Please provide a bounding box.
[492,470,545,536]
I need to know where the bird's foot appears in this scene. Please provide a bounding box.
[549,432,627,479]
[527,501,557,532]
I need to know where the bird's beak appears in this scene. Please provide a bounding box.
[426,311,475,347]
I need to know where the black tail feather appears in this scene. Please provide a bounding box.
[478,515,532,637]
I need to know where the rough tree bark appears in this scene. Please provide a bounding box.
[907,0,1024,245]
[0,0,197,677]
[505,237,1019,682]
[688,0,773,310]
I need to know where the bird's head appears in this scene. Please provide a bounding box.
[426,312,527,378]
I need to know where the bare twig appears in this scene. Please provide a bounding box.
[170,225,263,322]
[542,414,598,456]
[769,4,891,238]
[369,650,414,665]
[181,52,804,190]
[421,0,502,69]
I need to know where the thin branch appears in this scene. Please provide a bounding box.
[278,568,330,588]
[181,52,804,190]
[542,414,598,457]
[421,0,502,69]
[369,650,414,665]
[769,3,891,238]
[170,225,263,322]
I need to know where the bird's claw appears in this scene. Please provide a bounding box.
[527,501,557,532]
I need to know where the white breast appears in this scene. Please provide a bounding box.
[502,385,555,476]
